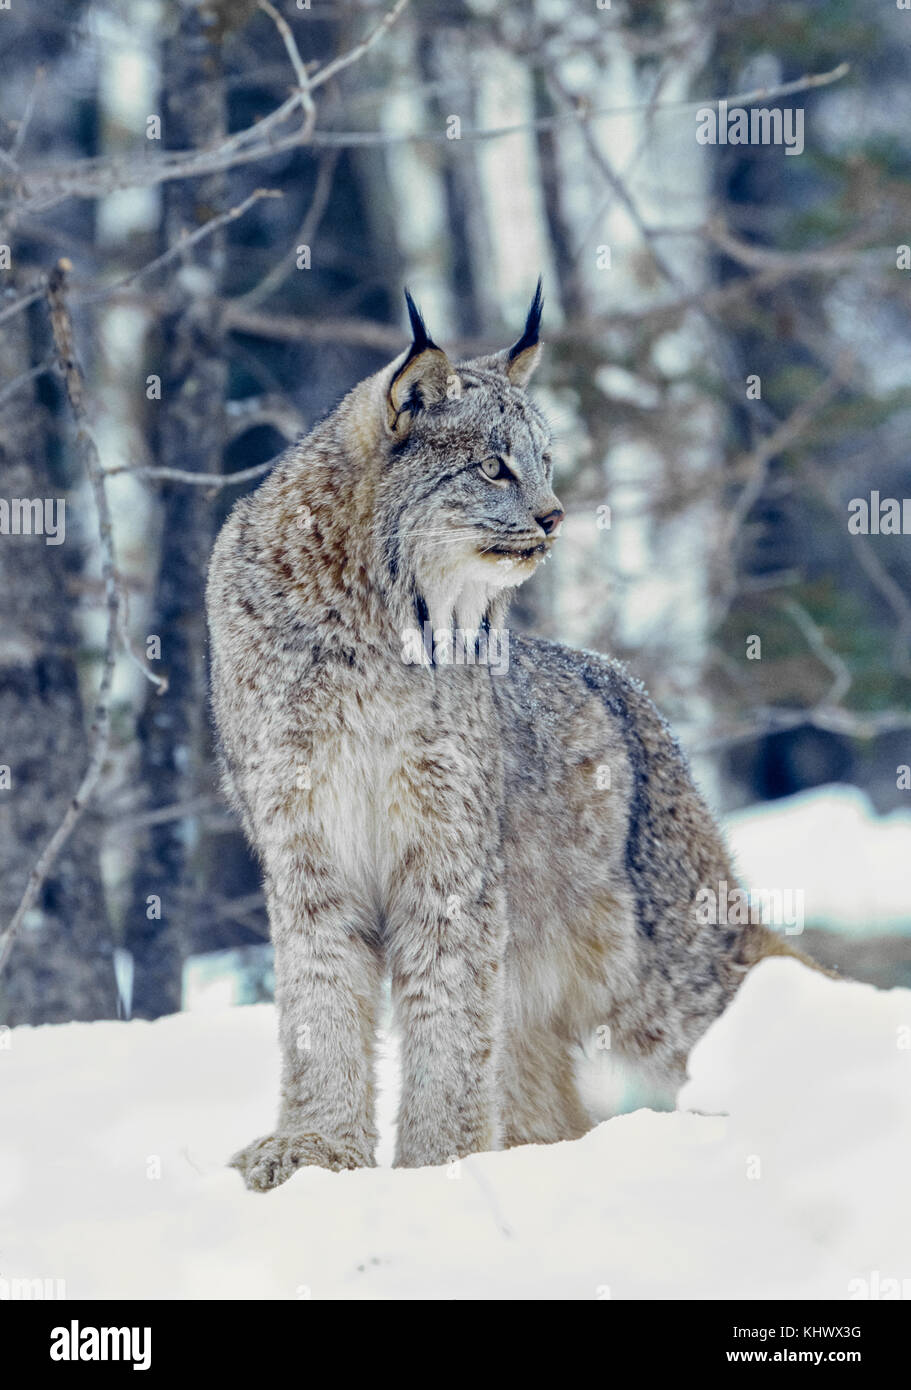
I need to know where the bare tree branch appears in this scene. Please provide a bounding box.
[691,705,911,755]
[233,151,339,312]
[9,66,46,163]
[104,461,273,488]
[0,356,55,407]
[225,392,305,443]
[307,0,411,93]
[704,216,885,274]
[4,59,848,215]
[78,188,282,305]
[3,0,414,216]
[712,355,855,619]
[257,0,317,137]
[220,233,886,355]
[97,794,220,834]
[101,387,306,491]
[0,283,44,326]
[220,304,406,350]
[306,60,852,146]
[801,455,911,676]
[780,598,853,706]
[258,0,312,100]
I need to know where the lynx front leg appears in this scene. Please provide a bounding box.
[231,858,382,1192]
[388,875,507,1169]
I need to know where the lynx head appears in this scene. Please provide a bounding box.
[369,280,563,633]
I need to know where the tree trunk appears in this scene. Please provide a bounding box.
[124,2,228,1018]
[0,305,117,1025]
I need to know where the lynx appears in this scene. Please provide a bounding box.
[207,284,806,1191]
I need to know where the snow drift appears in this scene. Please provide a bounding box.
[1,958,909,1300]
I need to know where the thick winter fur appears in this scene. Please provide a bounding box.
[207,285,805,1190]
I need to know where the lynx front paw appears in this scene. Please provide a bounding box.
[229,1132,374,1192]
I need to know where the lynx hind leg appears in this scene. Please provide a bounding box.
[578,1044,687,1122]
[571,983,698,1121]
[500,1026,594,1149]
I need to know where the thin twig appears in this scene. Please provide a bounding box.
[104,394,303,487]
[691,705,911,755]
[0,356,55,407]
[103,460,275,488]
[306,60,852,144]
[258,0,311,93]
[802,454,911,675]
[705,216,881,275]
[46,258,169,703]
[257,0,316,132]
[233,151,338,311]
[78,189,281,305]
[225,391,305,442]
[221,305,405,350]
[10,66,46,162]
[0,283,44,325]
[307,0,411,92]
[780,598,853,706]
[97,793,219,834]
[116,585,170,693]
[712,354,854,618]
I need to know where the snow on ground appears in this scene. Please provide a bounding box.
[1,959,909,1300]
[725,784,911,934]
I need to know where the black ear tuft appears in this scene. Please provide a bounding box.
[387,290,453,435]
[403,287,439,353]
[508,276,543,363]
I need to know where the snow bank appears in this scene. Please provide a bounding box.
[1,959,909,1300]
[725,784,911,934]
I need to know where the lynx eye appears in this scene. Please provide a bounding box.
[478,455,513,483]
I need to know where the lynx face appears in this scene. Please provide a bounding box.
[374,283,564,629]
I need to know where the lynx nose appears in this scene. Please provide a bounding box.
[536,507,565,536]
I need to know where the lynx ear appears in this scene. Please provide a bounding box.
[386,289,454,435]
[504,277,543,387]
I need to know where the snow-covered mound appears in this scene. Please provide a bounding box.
[725,784,911,934]
[1,959,909,1300]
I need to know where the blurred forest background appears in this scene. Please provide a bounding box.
[1,0,910,1028]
